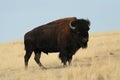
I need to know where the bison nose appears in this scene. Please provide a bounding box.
[82,38,88,42]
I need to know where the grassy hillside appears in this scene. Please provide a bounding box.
[0,31,120,80]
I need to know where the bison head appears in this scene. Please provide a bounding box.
[69,19,90,48]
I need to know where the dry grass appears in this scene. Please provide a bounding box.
[0,30,120,80]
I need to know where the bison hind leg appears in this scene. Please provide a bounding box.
[24,50,32,69]
[34,51,46,69]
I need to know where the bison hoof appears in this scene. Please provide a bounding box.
[40,65,47,70]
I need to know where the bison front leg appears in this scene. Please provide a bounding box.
[67,54,73,65]
[59,52,67,66]
[34,52,46,69]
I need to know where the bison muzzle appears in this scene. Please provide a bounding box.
[24,17,90,69]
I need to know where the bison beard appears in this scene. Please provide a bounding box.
[24,17,90,69]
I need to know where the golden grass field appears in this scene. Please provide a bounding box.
[0,30,120,80]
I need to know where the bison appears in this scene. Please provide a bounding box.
[24,17,90,69]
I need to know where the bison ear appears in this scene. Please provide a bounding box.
[69,21,76,30]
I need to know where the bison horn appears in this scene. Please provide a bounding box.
[69,21,76,30]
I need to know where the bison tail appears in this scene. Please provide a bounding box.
[24,39,33,51]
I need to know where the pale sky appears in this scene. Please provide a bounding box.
[0,0,120,42]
